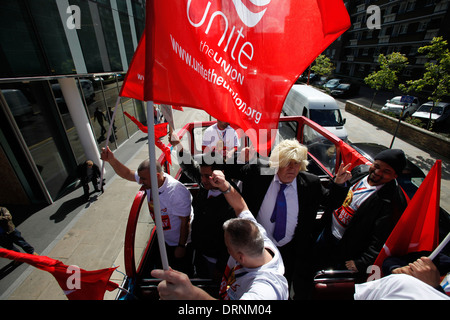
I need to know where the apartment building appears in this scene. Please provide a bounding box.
[325,0,450,82]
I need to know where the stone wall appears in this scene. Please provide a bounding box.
[345,101,450,157]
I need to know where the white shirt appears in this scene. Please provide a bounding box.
[135,172,193,246]
[257,174,299,247]
[331,176,381,240]
[354,274,450,300]
[202,123,240,152]
[219,210,288,300]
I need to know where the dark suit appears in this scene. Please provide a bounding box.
[77,162,101,198]
[176,149,237,283]
[226,162,346,299]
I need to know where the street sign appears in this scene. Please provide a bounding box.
[400,95,414,104]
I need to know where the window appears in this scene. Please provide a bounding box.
[399,24,409,35]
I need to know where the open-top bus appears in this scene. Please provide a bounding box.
[116,115,449,300]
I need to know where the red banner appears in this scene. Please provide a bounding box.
[120,0,350,153]
[373,160,441,273]
[123,112,172,164]
[338,140,372,171]
[0,249,118,300]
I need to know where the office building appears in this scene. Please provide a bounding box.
[0,0,146,208]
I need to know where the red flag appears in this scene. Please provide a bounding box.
[0,249,118,300]
[155,139,172,165]
[123,112,172,164]
[124,111,149,133]
[172,106,184,111]
[154,122,169,139]
[373,160,441,271]
[120,0,350,154]
[123,111,168,138]
[338,140,372,171]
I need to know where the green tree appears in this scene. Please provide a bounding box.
[399,37,450,130]
[311,54,335,79]
[364,52,409,108]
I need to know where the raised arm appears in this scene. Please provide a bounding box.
[100,146,136,182]
[209,170,248,216]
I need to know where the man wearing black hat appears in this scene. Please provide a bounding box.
[313,149,409,279]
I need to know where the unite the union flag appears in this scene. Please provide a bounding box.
[120,0,351,154]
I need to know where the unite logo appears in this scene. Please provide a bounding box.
[231,0,271,28]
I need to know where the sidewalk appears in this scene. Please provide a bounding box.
[0,131,154,300]
[0,107,210,300]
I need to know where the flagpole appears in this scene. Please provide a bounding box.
[99,96,121,192]
[146,101,169,270]
[429,231,450,260]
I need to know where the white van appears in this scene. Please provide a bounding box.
[282,84,348,141]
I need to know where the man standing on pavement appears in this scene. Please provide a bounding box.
[0,207,38,256]
[100,146,193,275]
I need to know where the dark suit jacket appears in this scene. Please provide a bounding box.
[77,162,101,184]
[225,163,345,251]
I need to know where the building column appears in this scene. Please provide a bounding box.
[57,78,102,171]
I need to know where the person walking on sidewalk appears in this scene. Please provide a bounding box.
[0,207,37,255]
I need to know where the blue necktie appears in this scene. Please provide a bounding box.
[270,183,287,242]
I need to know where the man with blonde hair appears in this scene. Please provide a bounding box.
[226,138,350,299]
[268,138,309,172]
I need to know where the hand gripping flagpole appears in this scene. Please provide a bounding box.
[146,101,169,270]
[429,231,450,260]
[99,96,121,192]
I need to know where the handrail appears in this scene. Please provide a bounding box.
[124,186,146,277]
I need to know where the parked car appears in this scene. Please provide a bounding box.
[323,78,342,90]
[330,83,360,98]
[411,101,450,132]
[381,96,420,118]
[296,72,318,84]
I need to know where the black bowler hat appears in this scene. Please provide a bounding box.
[374,149,406,175]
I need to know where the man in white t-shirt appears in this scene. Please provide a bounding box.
[202,120,240,160]
[100,146,193,274]
[151,170,289,300]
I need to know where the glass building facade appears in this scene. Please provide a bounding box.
[0,0,146,207]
